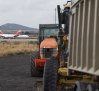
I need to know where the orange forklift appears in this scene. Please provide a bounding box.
[30,24,63,77]
[30,0,70,77]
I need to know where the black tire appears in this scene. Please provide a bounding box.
[86,84,99,91]
[30,51,43,77]
[74,81,87,91]
[3,37,5,39]
[43,56,59,91]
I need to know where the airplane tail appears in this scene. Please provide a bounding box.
[14,30,21,38]
[0,30,3,34]
[16,30,21,35]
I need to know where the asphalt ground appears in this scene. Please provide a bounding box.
[0,55,43,91]
[0,39,38,41]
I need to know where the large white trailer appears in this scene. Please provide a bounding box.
[69,0,99,76]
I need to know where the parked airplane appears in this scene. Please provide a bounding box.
[0,30,29,39]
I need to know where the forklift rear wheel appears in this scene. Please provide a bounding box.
[30,51,43,77]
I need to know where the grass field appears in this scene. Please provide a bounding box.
[28,34,38,39]
[0,41,39,56]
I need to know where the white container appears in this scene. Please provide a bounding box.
[71,0,79,7]
[68,0,99,76]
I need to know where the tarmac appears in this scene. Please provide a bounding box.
[0,55,42,91]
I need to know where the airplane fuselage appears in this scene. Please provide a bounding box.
[0,34,15,39]
[17,35,29,38]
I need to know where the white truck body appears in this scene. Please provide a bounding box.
[68,0,99,76]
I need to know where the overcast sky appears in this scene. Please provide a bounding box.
[0,0,69,28]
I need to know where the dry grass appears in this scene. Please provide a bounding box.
[28,34,38,39]
[0,43,39,56]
